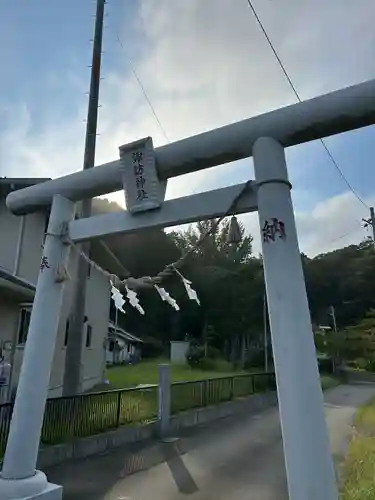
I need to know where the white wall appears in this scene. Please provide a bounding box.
[17,211,46,284]
[170,341,190,364]
[0,197,46,284]
[47,250,110,396]
[82,259,110,391]
[106,338,136,365]
[0,199,20,273]
[0,299,20,395]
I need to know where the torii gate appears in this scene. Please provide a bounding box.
[2,78,375,500]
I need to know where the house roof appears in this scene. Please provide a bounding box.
[0,266,35,301]
[0,177,51,197]
[108,322,143,343]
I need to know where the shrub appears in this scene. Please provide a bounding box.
[354,358,369,371]
[206,346,221,359]
[199,357,217,371]
[366,359,375,372]
[186,345,234,372]
[186,345,205,367]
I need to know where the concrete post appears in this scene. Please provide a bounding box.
[0,195,75,500]
[253,137,338,500]
[158,364,171,439]
[370,207,375,250]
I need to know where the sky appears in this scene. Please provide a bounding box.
[1,0,375,257]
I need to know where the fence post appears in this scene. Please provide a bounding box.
[202,380,208,407]
[116,391,122,427]
[158,364,171,439]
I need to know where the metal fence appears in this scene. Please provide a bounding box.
[171,372,276,414]
[0,371,275,456]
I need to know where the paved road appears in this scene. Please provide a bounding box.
[46,384,375,500]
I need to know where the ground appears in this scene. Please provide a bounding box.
[46,383,372,500]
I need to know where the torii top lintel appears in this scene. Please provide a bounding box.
[7,77,375,215]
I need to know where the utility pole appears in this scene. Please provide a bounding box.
[329,305,338,373]
[63,0,106,396]
[362,207,375,250]
[263,290,269,372]
[329,305,337,334]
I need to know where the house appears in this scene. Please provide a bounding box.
[106,322,143,365]
[0,177,127,398]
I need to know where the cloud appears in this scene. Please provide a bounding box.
[238,190,370,258]
[1,0,375,257]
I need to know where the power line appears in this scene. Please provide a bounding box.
[245,0,369,210]
[115,33,170,143]
[326,227,360,246]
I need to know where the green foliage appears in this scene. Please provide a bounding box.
[185,343,233,372]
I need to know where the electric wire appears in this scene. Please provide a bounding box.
[116,33,170,143]
[245,0,369,210]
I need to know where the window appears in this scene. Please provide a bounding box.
[44,215,49,235]
[43,215,50,244]
[18,307,32,345]
[64,320,69,346]
[86,324,92,348]
[109,340,115,352]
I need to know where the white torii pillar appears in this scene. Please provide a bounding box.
[0,195,75,500]
[254,137,338,500]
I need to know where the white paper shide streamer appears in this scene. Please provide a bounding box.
[125,286,145,315]
[180,276,200,305]
[174,267,200,305]
[110,281,145,315]
[110,281,126,313]
[154,285,180,311]
[110,271,200,314]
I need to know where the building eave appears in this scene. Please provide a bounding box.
[0,178,52,199]
[0,267,36,301]
[108,322,143,343]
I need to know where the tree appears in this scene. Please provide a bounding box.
[170,218,260,362]
[171,218,253,268]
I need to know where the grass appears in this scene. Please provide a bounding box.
[97,359,247,390]
[92,360,338,393]
[321,375,340,391]
[340,397,375,499]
